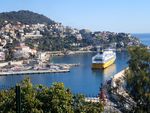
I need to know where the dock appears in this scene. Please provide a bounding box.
[0,69,70,76]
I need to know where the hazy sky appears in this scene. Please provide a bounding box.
[1,0,150,33]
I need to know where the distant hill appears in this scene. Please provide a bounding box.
[0,10,55,25]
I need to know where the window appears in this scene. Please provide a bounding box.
[94,58,102,61]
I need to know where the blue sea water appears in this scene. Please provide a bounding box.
[0,52,128,96]
[132,33,150,46]
[0,33,149,96]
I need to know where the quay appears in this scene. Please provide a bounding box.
[0,69,70,76]
[112,67,128,81]
[84,68,129,103]
[84,68,128,113]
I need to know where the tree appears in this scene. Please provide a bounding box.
[125,46,150,113]
[20,78,42,113]
[5,43,14,61]
[0,78,104,113]
[37,82,74,113]
[72,94,85,113]
[0,89,16,113]
[85,102,104,113]
[72,94,104,113]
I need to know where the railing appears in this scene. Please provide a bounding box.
[85,97,99,102]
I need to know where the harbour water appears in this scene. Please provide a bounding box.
[0,34,150,95]
[0,51,128,95]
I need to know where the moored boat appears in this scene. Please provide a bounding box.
[92,48,116,69]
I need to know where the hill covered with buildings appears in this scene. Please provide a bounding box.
[0,10,141,62]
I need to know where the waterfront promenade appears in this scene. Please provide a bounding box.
[84,68,128,103]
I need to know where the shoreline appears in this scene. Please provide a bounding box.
[107,67,136,111]
[112,67,128,81]
[49,50,93,57]
[49,49,128,57]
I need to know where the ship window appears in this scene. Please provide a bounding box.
[94,58,102,61]
[100,51,103,54]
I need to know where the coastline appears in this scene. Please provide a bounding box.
[49,49,128,57]
[110,67,128,88]
[49,50,93,56]
[112,67,128,81]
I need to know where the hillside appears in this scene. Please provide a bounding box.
[0,10,141,53]
[0,10,55,25]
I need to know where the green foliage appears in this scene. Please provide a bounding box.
[36,82,74,113]
[125,46,150,112]
[37,35,78,51]
[0,10,55,25]
[73,94,85,112]
[83,102,104,113]
[0,77,104,113]
[72,94,104,113]
[20,78,42,113]
[0,89,16,113]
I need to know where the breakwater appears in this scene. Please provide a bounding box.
[112,67,128,81]
[0,69,70,76]
[0,62,79,76]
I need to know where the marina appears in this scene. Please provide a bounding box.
[0,1,150,112]
[0,58,79,76]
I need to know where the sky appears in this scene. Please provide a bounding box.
[0,0,150,33]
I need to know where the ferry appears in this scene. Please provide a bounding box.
[92,48,116,69]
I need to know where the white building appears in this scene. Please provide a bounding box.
[76,33,82,40]
[37,52,50,62]
[0,51,5,61]
[13,44,37,59]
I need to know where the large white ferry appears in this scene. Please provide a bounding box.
[92,48,116,69]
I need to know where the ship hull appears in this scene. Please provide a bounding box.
[92,57,116,69]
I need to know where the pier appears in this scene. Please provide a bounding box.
[0,69,70,76]
[0,60,79,76]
